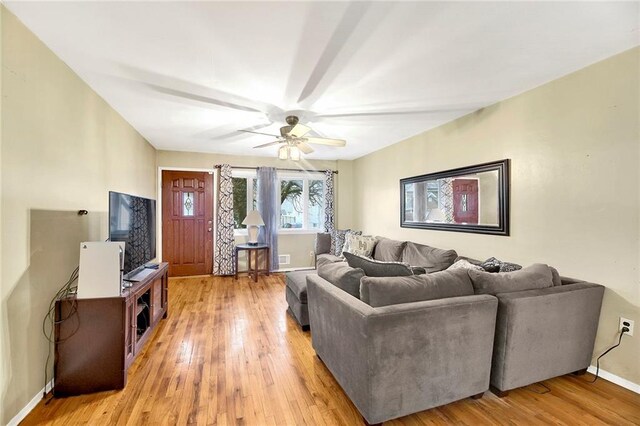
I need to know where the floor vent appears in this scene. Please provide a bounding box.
[278,254,290,265]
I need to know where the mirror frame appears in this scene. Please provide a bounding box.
[400,159,510,236]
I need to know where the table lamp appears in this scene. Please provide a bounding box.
[242,210,265,246]
[428,208,445,222]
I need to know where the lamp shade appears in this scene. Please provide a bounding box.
[242,210,265,226]
[428,208,445,222]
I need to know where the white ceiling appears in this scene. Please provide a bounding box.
[5,1,639,160]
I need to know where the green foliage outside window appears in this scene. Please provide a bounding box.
[232,177,247,228]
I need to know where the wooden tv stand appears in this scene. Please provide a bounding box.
[54,262,169,397]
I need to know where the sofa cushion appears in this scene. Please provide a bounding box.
[316,253,344,268]
[342,234,377,257]
[455,255,483,266]
[401,242,457,273]
[315,232,331,255]
[317,261,364,299]
[359,269,474,307]
[550,266,562,286]
[343,252,413,277]
[467,263,555,295]
[285,270,317,303]
[373,237,406,262]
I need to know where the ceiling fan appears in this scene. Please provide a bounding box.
[239,115,346,160]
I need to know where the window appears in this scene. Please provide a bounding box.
[231,171,325,232]
[232,176,257,229]
[280,177,325,231]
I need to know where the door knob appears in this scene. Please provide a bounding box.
[208,228,212,232]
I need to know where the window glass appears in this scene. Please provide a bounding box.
[280,179,304,228]
[307,180,325,229]
[183,192,194,216]
[232,177,247,228]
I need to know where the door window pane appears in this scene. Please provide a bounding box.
[183,192,194,216]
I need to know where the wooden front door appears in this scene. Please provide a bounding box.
[162,170,213,276]
[452,179,479,224]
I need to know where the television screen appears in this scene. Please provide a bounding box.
[109,191,156,277]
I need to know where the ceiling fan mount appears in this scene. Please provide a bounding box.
[279,115,300,137]
[238,115,346,160]
[285,115,300,126]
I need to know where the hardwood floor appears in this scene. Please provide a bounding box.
[23,274,640,425]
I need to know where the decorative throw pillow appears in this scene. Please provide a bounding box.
[480,257,502,272]
[343,252,413,277]
[480,257,522,273]
[499,262,522,273]
[332,230,362,256]
[447,259,484,272]
[329,229,350,256]
[342,234,377,257]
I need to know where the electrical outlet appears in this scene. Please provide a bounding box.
[619,317,634,336]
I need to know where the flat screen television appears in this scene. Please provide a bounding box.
[109,191,157,278]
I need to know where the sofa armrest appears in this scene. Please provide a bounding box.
[307,274,497,424]
[492,282,604,391]
[306,275,373,416]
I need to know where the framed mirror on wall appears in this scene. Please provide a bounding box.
[400,159,510,236]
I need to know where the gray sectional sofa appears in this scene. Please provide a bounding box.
[284,233,604,424]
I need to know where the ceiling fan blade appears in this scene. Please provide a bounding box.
[315,106,477,119]
[113,64,285,115]
[147,84,263,113]
[289,123,311,138]
[297,142,314,154]
[239,130,281,137]
[304,137,346,147]
[209,121,273,141]
[253,141,283,149]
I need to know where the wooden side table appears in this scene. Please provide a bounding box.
[235,244,270,282]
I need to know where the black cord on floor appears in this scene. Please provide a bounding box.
[589,328,629,383]
[42,266,80,398]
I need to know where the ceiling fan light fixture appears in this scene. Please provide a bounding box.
[289,146,300,161]
[278,145,288,160]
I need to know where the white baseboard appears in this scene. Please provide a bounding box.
[7,380,54,426]
[587,365,640,394]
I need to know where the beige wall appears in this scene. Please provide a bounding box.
[353,47,640,384]
[336,160,355,229]
[156,150,344,270]
[0,6,5,425]
[477,171,498,225]
[0,8,156,424]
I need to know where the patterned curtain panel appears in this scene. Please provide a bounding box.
[257,167,279,271]
[214,164,235,275]
[439,178,454,223]
[324,170,335,233]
